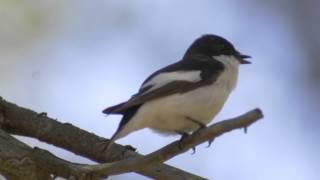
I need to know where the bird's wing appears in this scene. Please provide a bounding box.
[102,55,224,114]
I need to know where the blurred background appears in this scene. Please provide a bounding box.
[0,0,319,179]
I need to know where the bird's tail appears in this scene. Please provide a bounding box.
[103,133,119,152]
[102,104,141,152]
[102,115,138,152]
[102,102,126,114]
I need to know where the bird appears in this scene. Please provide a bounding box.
[102,34,251,151]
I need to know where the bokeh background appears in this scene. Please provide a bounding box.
[0,0,319,179]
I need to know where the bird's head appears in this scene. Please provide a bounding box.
[183,34,251,64]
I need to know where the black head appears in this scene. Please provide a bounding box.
[183,34,251,64]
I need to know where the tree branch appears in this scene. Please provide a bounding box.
[0,129,80,179]
[0,97,263,179]
[81,109,263,177]
[0,97,206,180]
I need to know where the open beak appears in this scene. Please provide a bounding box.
[238,54,252,64]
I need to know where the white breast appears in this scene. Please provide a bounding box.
[213,55,240,90]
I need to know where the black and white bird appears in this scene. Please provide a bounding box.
[103,34,251,150]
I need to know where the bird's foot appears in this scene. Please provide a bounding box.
[177,131,189,143]
[176,131,196,154]
[206,138,215,148]
[176,131,198,154]
[189,125,207,154]
[191,146,196,154]
[244,126,248,134]
[177,132,189,150]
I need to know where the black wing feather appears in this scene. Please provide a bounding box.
[102,55,224,115]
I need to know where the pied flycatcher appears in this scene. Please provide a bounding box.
[103,34,251,150]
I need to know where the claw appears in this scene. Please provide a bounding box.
[177,132,189,150]
[177,131,198,154]
[244,126,248,134]
[191,146,196,154]
[206,138,215,148]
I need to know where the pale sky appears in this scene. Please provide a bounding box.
[0,1,319,180]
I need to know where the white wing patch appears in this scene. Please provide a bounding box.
[140,71,202,94]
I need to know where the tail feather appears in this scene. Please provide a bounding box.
[102,132,119,152]
[102,105,141,152]
[102,102,126,114]
[103,104,140,152]
[103,124,129,152]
